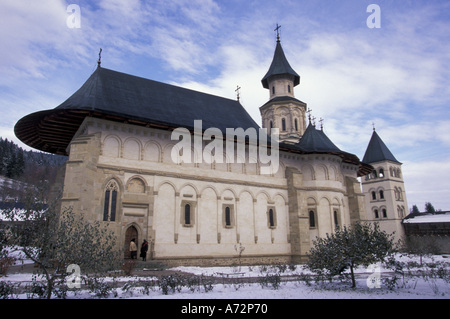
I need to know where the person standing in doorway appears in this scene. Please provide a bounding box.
[129,238,137,259]
[140,239,148,261]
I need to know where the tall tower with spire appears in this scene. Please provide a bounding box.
[260,25,307,143]
[361,129,408,242]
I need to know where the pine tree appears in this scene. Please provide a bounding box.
[411,204,420,214]
[425,202,436,215]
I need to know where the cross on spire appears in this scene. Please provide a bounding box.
[97,48,102,67]
[274,23,281,42]
[307,108,313,123]
[235,85,241,101]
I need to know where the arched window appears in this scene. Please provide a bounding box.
[272,86,275,95]
[268,209,275,228]
[333,210,340,228]
[294,118,299,131]
[382,208,387,218]
[267,207,277,228]
[269,120,273,129]
[103,180,119,222]
[398,206,405,218]
[398,188,403,200]
[379,190,384,199]
[184,204,191,226]
[372,170,377,179]
[288,84,291,93]
[309,210,316,228]
[222,204,235,228]
[282,118,286,131]
[371,191,377,200]
[225,206,231,227]
[379,168,384,178]
[374,209,379,219]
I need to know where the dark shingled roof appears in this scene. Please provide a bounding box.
[295,123,341,153]
[362,130,400,164]
[261,40,300,89]
[14,67,260,155]
[14,65,372,176]
[278,124,373,176]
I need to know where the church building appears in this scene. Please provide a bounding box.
[15,34,407,266]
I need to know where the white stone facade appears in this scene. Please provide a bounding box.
[59,117,365,265]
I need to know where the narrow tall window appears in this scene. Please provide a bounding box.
[374,209,379,219]
[309,210,316,228]
[222,204,235,228]
[371,191,377,200]
[268,209,275,227]
[334,210,339,228]
[103,180,119,222]
[288,84,291,93]
[184,204,191,225]
[295,118,298,131]
[382,209,387,218]
[225,206,231,226]
[282,118,286,131]
[379,190,384,199]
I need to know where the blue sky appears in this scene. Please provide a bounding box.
[1,0,450,211]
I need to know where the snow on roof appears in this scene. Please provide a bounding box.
[403,212,450,224]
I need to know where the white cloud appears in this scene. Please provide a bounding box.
[0,1,69,79]
[403,159,450,211]
[1,0,450,210]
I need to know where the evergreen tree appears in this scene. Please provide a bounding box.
[0,136,67,184]
[425,202,436,215]
[411,204,420,214]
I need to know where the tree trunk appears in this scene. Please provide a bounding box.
[350,263,356,288]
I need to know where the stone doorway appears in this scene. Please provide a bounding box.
[124,225,138,259]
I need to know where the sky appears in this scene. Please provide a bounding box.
[1,0,449,211]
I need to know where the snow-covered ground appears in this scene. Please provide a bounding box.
[1,252,449,300]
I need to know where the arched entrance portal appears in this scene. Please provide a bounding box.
[124,225,138,259]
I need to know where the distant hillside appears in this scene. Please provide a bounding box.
[0,137,67,187]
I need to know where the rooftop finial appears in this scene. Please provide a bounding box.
[320,118,324,131]
[274,23,281,42]
[372,122,376,131]
[307,108,312,124]
[235,85,241,102]
[97,48,102,67]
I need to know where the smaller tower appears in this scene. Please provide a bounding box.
[260,26,307,143]
[361,129,408,242]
